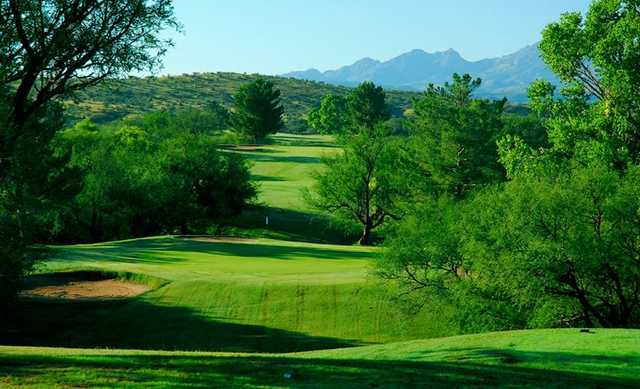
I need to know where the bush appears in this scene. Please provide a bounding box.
[53,112,256,243]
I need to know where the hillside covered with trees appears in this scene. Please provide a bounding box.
[63,72,420,133]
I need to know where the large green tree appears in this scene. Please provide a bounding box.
[534,0,640,167]
[404,74,506,198]
[308,82,391,135]
[307,94,349,134]
[347,81,390,131]
[231,78,284,141]
[56,115,255,242]
[378,0,640,330]
[466,164,640,328]
[0,0,178,127]
[0,0,178,307]
[0,92,78,308]
[307,125,403,245]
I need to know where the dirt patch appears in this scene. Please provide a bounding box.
[21,276,150,301]
[187,236,259,244]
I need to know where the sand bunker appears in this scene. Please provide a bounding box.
[21,276,150,300]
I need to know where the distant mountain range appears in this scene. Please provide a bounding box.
[282,44,558,102]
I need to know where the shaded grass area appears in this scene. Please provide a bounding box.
[2,280,454,353]
[1,298,358,353]
[223,133,354,244]
[1,329,638,388]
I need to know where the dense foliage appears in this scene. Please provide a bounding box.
[468,164,640,327]
[376,0,640,330]
[403,74,506,198]
[307,94,349,134]
[53,113,255,243]
[0,91,79,308]
[0,0,261,310]
[231,78,284,141]
[307,125,404,245]
[62,72,420,133]
[0,0,179,126]
[347,81,391,130]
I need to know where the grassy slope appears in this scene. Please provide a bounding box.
[1,329,638,388]
[242,133,335,211]
[228,133,353,243]
[4,235,453,353]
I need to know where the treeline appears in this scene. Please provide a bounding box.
[12,75,291,245]
[308,0,640,330]
[49,115,254,243]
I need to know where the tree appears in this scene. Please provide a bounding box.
[465,164,640,328]
[231,78,284,141]
[0,0,179,127]
[0,196,29,312]
[403,74,506,198]
[308,82,390,135]
[377,196,464,295]
[379,1,640,330]
[159,133,256,220]
[307,94,349,134]
[167,104,229,135]
[347,81,390,130]
[56,114,256,242]
[307,125,403,245]
[205,101,231,132]
[0,91,78,307]
[537,0,640,165]
[0,0,177,306]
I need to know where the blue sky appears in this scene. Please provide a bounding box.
[160,0,591,75]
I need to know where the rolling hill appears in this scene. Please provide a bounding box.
[283,44,558,102]
[1,329,638,387]
[63,72,419,133]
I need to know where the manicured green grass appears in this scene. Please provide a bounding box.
[1,329,638,388]
[241,133,337,212]
[43,236,373,284]
[3,236,455,353]
[228,133,352,243]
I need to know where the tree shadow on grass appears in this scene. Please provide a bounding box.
[250,174,287,182]
[0,297,360,354]
[0,350,638,388]
[271,134,339,148]
[168,239,374,261]
[242,153,322,164]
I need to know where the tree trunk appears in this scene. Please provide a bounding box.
[89,207,103,242]
[13,69,39,129]
[359,222,372,246]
